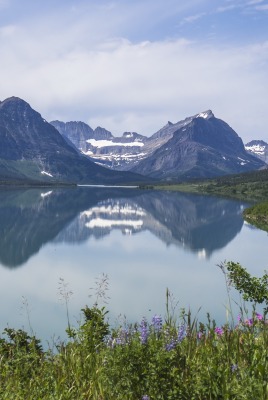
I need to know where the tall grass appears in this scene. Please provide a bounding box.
[0,270,268,399]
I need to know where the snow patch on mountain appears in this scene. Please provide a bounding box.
[245,144,266,155]
[86,139,144,148]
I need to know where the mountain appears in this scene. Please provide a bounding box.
[52,110,266,181]
[51,120,150,170]
[0,97,147,184]
[245,140,268,163]
[131,111,266,180]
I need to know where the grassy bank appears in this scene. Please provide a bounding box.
[149,169,268,201]
[1,266,268,400]
[243,201,268,232]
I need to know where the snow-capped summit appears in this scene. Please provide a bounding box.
[195,110,214,119]
[245,140,268,163]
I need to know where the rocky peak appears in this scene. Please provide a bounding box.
[94,126,113,140]
[50,120,94,151]
[121,132,147,142]
[245,140,268,163]
[0,97,41,122]
[194,110,214,120]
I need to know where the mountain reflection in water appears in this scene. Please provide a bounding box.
[0,187,248,268]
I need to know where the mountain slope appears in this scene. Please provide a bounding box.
[0,97,147,184]
[130,111,265,180]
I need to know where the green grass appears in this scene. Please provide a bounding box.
[243,201,268,232]
[149,169,268,201]
[1,282,268,399]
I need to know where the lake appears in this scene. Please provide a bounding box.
[0,186,267,344]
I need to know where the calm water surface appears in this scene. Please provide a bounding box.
[0,187,267,343]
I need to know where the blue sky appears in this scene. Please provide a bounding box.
[0,0,268,142]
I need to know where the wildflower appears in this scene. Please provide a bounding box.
[237,314,241,323]
[231,364,238,373]
[165,338,176,351]
[142,396,150,400]
[178,323,187,342]
[151,314,162,333]
[256,312,263,321]
[140,317,148,344]
[245,318,253,326]
[214,327,224,336]
[197,331,203,339]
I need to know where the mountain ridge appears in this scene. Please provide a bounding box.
[52,109,266,180]
[0,97,147,184]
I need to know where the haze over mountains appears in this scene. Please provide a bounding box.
[0,96,266,184]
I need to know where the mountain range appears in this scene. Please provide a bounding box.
[0,96,266,184]
[51,110,266,181]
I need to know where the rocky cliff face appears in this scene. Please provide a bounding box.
[50,120,94,151]
[51,120,149,170]
[0,97,147,184]
[245,140,268,163]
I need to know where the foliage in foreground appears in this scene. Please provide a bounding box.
[1,265,268,399]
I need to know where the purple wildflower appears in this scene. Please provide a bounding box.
[142,396,150,400]
[256,313,263,321]
[214,327,224,336]
[231,364,238,373]
[140,317,149,344]
[197,331,203,339]
[165,338,176,351]
[151,314,162,333]
[245,318,253,326]
[178,324,187,342]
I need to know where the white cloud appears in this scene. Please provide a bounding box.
[0,24,16,36]
[1,32,268,142]
[255,4,268,9]
[247,0,265,4]
[216,5,238,12]
[181,12,206,24]
[0,1,267,143]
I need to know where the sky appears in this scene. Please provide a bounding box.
[0,0,268,143]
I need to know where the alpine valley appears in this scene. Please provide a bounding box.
[0,96,266,185]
